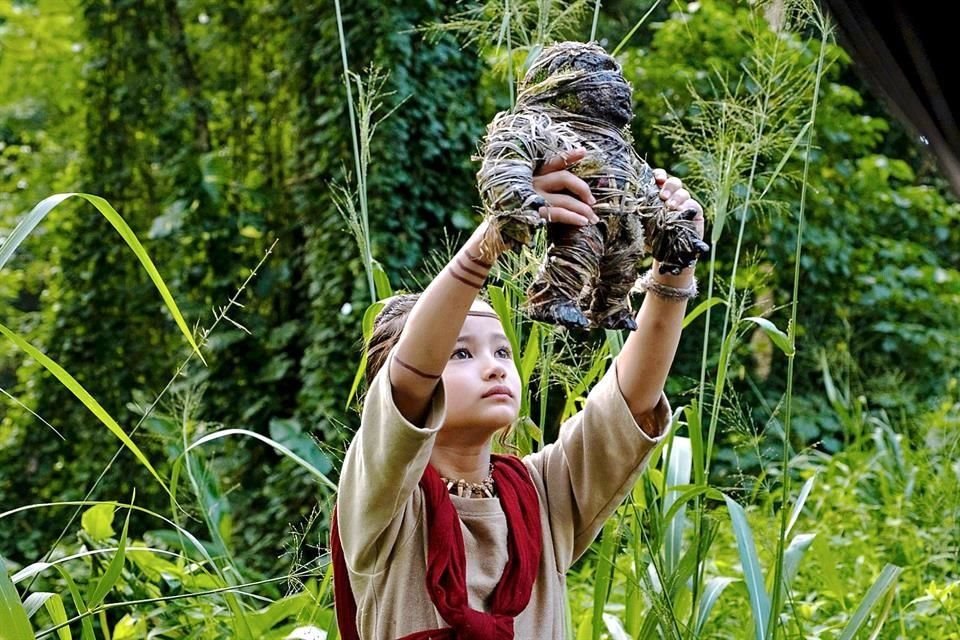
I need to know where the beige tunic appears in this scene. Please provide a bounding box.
[336,350,671,639]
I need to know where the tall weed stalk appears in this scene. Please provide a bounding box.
[767,6,831,636]
[650,3,834,636]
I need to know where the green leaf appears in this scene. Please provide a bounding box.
[604,329,624,357]
[488,286,520,369]
[660,483,725,528]
[684,401,706,486]
[561,342,610,421]
[24,593,70,640]
[372,260,393,299]
[345,300,384,410]
[601,613,631,640]
[520,323,540,389]
[695,577,738,636]
[682,296,727,329]
[785,475,816,539]
[591,517,621,640]
[81,503,116,541]
[838,564,903,640]
[611,0,662,56]
[744,316,795,356]
[724,495,771,640]
[663,437,692,578]
[111,614,146,640]
[781,533,816,589]
[0,322,169,496]
[757,120,813,202]
[87,502,132,608]
[0,553,34,640]
[55,567,94,640]
[246,590,314,636]
[180,429,337,490]
[0,193,204,363]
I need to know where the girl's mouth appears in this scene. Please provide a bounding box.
[483,385,514,398]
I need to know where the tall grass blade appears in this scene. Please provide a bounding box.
[372,260,393,300]
[0,322,169,495]
[781,533,815,589]
[694,576,737,636]
[561,342,609,421]
[0,193,203,362]
[178,429,337,490]
[86,502,132,608]
[589,0,601,41]
[601,613,630,640]
[604,329,623,357]
[682,296,726,330]
[591,517,621,640]
[0,552,35,640]
[54,567,94,640]
[837,564,903,640]
[519,322,540,418]
[611,0,661,56]
[744,316,794,357]
[756,121,813,202]
[520,322,540,389]
[661,484,724,526]
[23,593,70,640]
[785,476,815,539]
[488,286,521,370]
[684,401,706,487]
[345,301,385,409]
[724,495,770,640]
[664,437,692,577]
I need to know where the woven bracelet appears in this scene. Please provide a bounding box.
[636,269,698,302]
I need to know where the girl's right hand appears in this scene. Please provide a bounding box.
[533,148,600,226]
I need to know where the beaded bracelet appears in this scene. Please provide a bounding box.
[636,269,698,302]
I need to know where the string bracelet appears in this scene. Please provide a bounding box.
[635,269,698,302]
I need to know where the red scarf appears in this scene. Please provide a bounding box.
[331,454,543,639]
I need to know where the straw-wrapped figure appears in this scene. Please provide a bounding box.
[476,41,709,330]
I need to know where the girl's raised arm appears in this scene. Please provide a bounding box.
[615,170,705,430]
[390,149,596,426]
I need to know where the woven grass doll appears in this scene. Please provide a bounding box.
[476,41,709,330]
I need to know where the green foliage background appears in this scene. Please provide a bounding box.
[1,0,957,637]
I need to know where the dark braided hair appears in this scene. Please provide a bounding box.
[365,293,421,386]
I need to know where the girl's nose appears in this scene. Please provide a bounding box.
[483,357,507,380]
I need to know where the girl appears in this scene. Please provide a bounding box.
[333,147,705,639]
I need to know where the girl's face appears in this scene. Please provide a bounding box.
[439,300,521,441]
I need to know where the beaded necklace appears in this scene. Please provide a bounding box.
[440,463,496,499]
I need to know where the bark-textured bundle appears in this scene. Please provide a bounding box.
[476,41,707,330]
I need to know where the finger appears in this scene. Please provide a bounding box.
[681,199,704,217]
[653,168,668,185]
[539,205,592,226]
[540,193,597,222]
[659,176,684,200]
[533,170,596,205]
[666,188,690,209]
[538,147,587,175]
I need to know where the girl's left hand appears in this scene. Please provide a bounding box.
[532,148,601,226]
[653,168,705,240]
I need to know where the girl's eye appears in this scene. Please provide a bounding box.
[451,348,471,360]
[495,347,512,359]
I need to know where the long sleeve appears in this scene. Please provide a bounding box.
[335,348,447,574]
[525,358,672,570]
